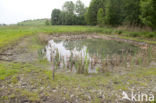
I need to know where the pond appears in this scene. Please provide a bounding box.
[44,38,141,73]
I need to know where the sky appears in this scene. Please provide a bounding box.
[0,0,91,24]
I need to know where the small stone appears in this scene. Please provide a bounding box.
[40,87,44,90]
[70,94,74,98]
[88,95,91,100]
[52,90,57,93]
[114,81,119,84]
[22,99,29,103]
[98,95,103,98]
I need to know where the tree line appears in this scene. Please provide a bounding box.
[51,0,156,29]
[51,0,87,25]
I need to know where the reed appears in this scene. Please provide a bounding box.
[48,44,154,75]
[84,49,89,74]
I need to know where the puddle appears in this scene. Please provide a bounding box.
[44,38,140,73]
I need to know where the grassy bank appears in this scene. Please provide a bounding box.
[0,25,156,49]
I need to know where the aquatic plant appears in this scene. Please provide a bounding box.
[84,49,89,74]
[45,37,155,75]
[38,49,44,60]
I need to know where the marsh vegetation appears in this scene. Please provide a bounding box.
[42,35,155,76]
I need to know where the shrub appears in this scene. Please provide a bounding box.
[129,32,140,37]
[146,32,155,38]
[45,20,50,25]
[117,30,122,35]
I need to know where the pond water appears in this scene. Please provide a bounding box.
[44,38,139,73]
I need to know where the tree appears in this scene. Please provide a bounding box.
[122,0,141,26]
[75,0,86,16]
[51,9,61,25]
[59,11,66,25]
[62,1,75,14]
[140,0,156,28]
[103,0,124,25]
[62,1,76,25]
[87,0,105,25]
[64,14,75,25]
[97,8,104,26]
[75,0,87,25]
[84,8,90,25]
[51,0,87,25]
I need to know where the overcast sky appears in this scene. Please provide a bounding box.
[0,0,91,24]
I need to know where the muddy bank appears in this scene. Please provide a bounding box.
[0,36,39,62]
[41,33,156,48]
[1,33,156,63]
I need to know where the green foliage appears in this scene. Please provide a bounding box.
[45,19,50,25]
[84,8,89,25]
[50,0,156,28]
[51,9,61,25]
[75,0,86,16]
[51,0,86,25]
[129,32,140,37]
[140,0,156,28]
[75,0,87,25]
[86,0,155,28]
[62,1,75,14]
[87,0,105,25]
[145,32,156,38]
[97,8,104,26]
[116,30,122,35]
[61,1,76,25]
[122,0,141,26]
[104,0,124,25]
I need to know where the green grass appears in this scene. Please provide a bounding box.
[17,19,48,26]
[0,25,104,49]
[0,62,34,80]
[0,63,19,80]
[0,25,155,49]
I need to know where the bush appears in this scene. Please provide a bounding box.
[45,20,50,25]
[116,30,122,35]
[146,32,156,38]
[129,32,140,37]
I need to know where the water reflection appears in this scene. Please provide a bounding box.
[45,38,138,73]
[46,40,89,61]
